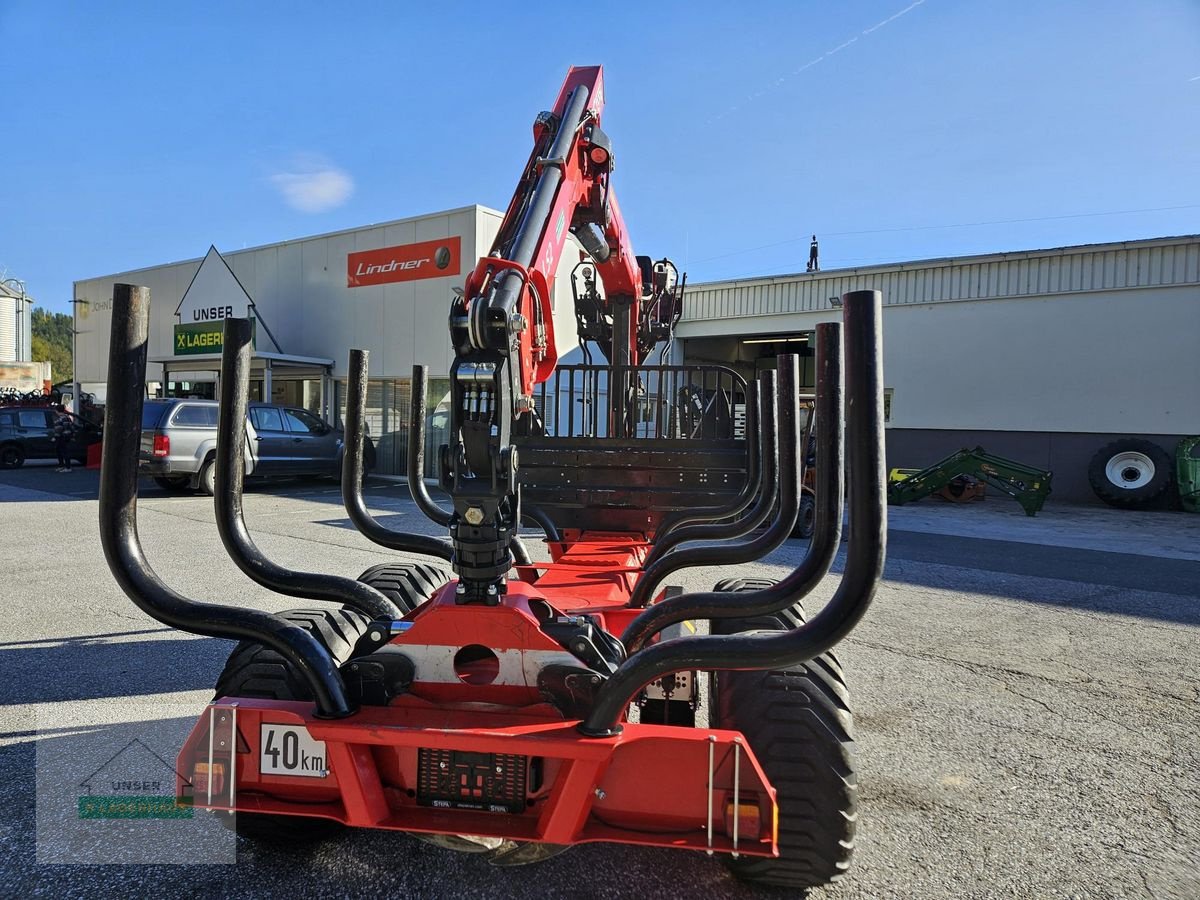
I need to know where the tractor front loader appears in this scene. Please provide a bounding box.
[97,65,886,891]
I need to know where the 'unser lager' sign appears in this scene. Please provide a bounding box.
[174,320,255,356]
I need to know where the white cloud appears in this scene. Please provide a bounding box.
[270,157,355,213]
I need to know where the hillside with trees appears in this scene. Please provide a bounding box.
[31,307,73,382]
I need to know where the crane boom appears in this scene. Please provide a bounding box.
[445,65,682,602]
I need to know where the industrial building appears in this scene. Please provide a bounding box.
[72,205,579,478]
[74,217,1198,501]
[678,234,1200,502]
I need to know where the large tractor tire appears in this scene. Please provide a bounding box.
[213,607,372,844]
[709,577,857,891]
[357,561,452,613]
[1088,438,1172,509]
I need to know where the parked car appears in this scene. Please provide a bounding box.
[138,399,374,495]
[0,406,102,468]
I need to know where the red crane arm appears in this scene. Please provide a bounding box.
[457,65,648,403]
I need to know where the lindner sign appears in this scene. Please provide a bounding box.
[347,236,461,288]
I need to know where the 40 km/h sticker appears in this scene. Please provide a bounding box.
[260,724,327,777]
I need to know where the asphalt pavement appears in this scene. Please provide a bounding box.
[1,464,1197,899]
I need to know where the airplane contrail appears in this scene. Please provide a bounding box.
[709,0,930,123]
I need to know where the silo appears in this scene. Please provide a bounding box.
[0,293,16,362]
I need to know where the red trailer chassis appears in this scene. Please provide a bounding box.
[97,65,886,887]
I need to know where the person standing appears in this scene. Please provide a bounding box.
[52,406,76,472]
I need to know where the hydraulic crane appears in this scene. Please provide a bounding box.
[97,65,887,890]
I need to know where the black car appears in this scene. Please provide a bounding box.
[0,406,102,468]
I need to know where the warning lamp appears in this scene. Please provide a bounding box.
[193,761,226,798]
[724,798,764,841]
[584,124,613,171]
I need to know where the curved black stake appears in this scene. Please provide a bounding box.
[627,370,793,610]
[342,350,455,562]
[639,375,772,573]
[407,365,453,528]
[651,379,762,540]
[622,323,844,652]
[580,290,885,737]
[215,319,401,621]
[98,285,353,718]
[408,364,541,561]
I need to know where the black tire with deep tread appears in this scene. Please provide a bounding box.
[357,562,452,613]
[709,577,857,890]
[214,607,371,702]
[213,607,372,845]
[1087,438,1173,509]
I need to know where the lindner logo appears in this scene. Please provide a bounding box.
[347,236,461,287]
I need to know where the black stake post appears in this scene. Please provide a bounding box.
[98,285,353,718]
[580,290,885,737]
[627,372,785,609]
[214,318,401,621]
[622,323,845,651]
[644,377,764,556]
[341,349,456,562]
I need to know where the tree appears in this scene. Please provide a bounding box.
[31,307,73,382]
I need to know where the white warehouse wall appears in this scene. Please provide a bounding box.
[881,286,1199,434]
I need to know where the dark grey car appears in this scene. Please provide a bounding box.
[139,399,373,495]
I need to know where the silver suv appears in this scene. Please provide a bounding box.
[139,400,373,495]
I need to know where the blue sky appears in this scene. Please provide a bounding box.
[2,0,1198,314]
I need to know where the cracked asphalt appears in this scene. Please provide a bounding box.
[1,464,1197,899]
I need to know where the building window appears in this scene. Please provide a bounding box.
[333,378,451,479]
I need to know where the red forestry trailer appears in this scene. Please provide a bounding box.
[98,66,886,890]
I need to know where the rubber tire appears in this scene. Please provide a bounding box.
[213,607,371,845]
[357,561,452,613]
[709,577,857,891]
[0,444,25,469]
[198,458,217,496]
[792,493,816,540]
[154,475,191,492]
[1088,438,1172,509]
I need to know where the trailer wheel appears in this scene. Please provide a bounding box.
[212,607,372,844]
[357,561,452,613]
[710,578,857,890]
[1088,438,1172,508]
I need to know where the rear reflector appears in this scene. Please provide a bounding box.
[152,434,169,457]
